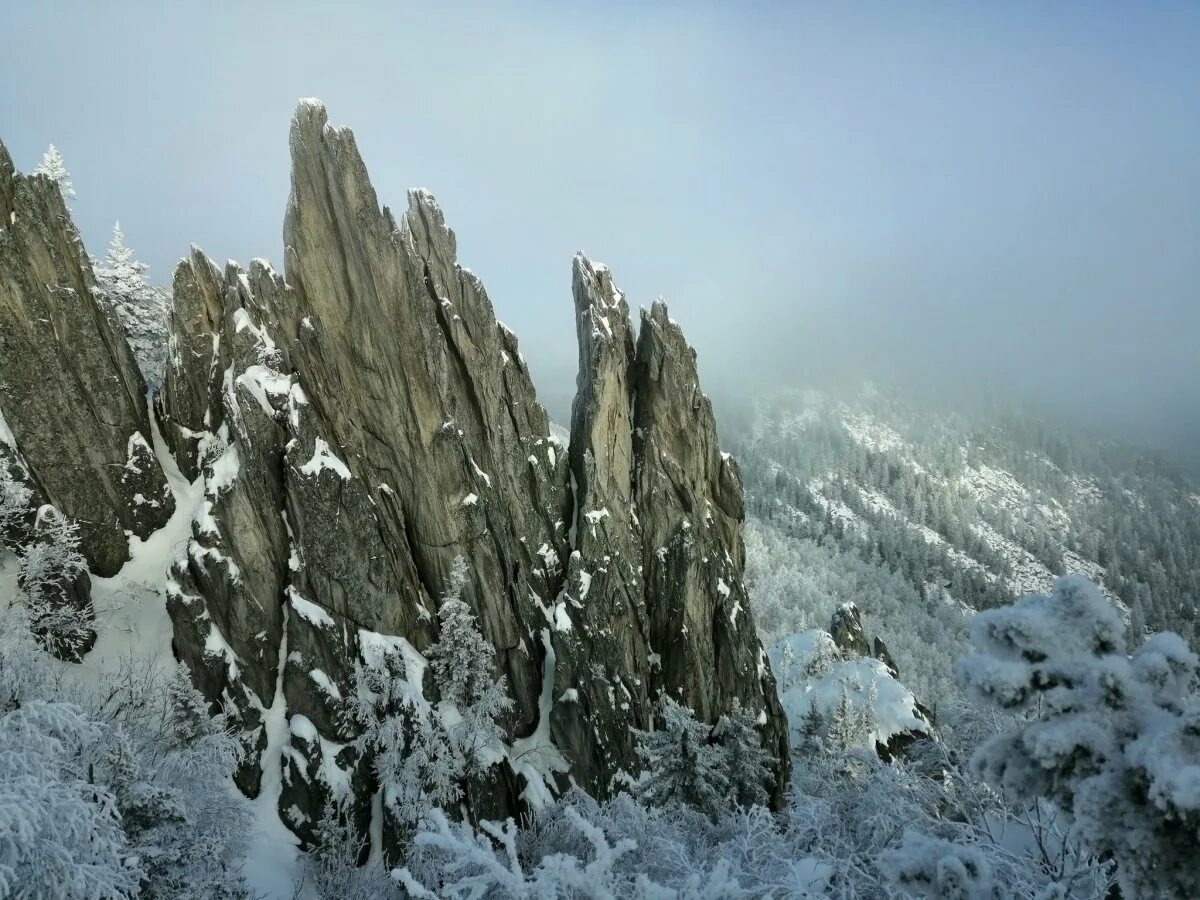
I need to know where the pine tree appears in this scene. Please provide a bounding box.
[17,506,93,660]
[94,222,170,385]
[712,698,772,808]
[799,695,825,753]
[167,664,217,745]
[959,575,1200,899]
[34,144,74,200]
[634,696,729,819]
[425,556,513,776]
[828,684,858,749]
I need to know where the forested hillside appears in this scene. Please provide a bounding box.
[735,385,1200,711]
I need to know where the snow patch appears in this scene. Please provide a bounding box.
[299,438,351,480]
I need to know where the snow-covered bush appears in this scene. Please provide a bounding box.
[1,477,253,898]
[104,667,252,899]
[880,830,1001,899]
[958,574,1200,899]
[396,789,832,898]
[298,795,396,900]
[788,746,1110,899]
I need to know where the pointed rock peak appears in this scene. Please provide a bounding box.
[642,298,675,330]
[292,97,329,132]
[830,602,869,658]
[404,187,457,263]
[572,253,624,314]
[0,141,14,221]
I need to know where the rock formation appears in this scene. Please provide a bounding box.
[826,603,932,759]
[0,139,174,576]
[0,101,790,852]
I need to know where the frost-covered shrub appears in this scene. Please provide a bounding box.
[298,795,396,900]
[880,830,1001,899]
[396,789,831,898]
[0,491,252,898]
[0,701,140,898]
[958,574,1200,899]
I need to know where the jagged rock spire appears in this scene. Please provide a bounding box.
[0,138,173,575]
[149,99,790,845]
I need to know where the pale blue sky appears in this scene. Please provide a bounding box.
[2,2,1197,468]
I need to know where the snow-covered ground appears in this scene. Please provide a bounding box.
[3,410,307,898]
[770,629,926,749]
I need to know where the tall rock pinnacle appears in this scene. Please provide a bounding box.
[0,139,174,576]
[154,98,789,844]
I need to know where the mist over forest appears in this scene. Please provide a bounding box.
[3,2,1197,473]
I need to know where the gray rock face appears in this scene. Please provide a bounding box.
[549,255,652,796]
[632,301,790,804]
[830,602,871,658]
[0,139,174,576]
[825,605,932,761]
[153,100,789,847]
[162,253,295,793]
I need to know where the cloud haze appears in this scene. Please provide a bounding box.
[2,1,1197,469]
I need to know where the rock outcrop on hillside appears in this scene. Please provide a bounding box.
[0,102,789,852]
[0,139,174,576]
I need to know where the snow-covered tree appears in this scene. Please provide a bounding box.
[712,698,772,808]
[16,506,93,660]
[299,795,396,899]
[348,640,462,830]
[90,668,251,900]
[425,556,513,777]
[958,574,1200,899]
[33,144,74,200]
[634,696,730,819]
[0,462,33,543]
[0,701,141,898]
[94,223,170,385]
[798,695,825,753]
